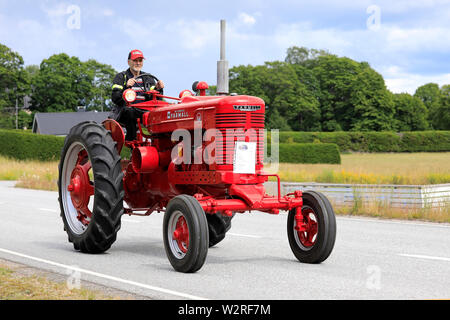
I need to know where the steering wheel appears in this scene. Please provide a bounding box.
[132,74,163,94]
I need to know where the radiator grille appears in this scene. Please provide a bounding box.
[215,112,265,165]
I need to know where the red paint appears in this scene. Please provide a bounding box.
[295,207,318,248]
[68,150,94,226]
[173,216,189,253]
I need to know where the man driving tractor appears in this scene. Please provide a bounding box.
[110,49,164,141]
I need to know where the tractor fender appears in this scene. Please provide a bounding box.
[102,119,125,154]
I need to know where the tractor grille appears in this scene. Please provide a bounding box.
[215,112,265,165]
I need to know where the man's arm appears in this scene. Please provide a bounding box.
[111,72,126,106]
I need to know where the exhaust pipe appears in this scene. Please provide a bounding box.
[216,19,229,95]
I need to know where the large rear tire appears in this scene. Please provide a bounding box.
[163,195,209,273]
[58,121,124,253]
[287,191,336,263]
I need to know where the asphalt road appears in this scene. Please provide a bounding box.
[0,180,449,300]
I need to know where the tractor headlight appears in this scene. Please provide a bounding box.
[179,89,193,98]
[123,89,136,103]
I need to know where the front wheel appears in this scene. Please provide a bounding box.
[163,195,209,273]
[287,191,336,263]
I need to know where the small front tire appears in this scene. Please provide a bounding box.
[287,191,336,264]
[163,195,209,273]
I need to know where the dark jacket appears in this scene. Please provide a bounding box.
[110,68,162,120]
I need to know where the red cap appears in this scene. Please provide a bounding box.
[128,49,145,60]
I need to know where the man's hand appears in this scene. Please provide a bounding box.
[155,80,164,90]
[126,78,136,88]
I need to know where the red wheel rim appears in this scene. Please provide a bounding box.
[296,207,318,248]
[172,216,189,253]
[67,149,94,226]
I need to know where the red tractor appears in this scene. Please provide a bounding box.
[58,81,336,273]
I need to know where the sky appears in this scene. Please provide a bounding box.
[0,0,449,98]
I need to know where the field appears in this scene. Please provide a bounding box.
[1,152,450,191]
[273,152,450,185]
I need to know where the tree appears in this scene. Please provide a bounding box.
[229,62,320,131]
[84,59,116,111]
[0,43,30,128]
[310,56,395,131]
[266,61,320,131]
[285,46,330,67]
[432,85,450,130]
[30,55,116,113]
[392,93,429,131]
[350,62,396,131]
[30,53,92,113]
[228,45,445,132]
[414,83,442,129]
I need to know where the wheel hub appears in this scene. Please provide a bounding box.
[173,216,189,253]
[295,207,318,248]
[67,151,94,226]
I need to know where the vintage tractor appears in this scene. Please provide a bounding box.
[58,81,337,273]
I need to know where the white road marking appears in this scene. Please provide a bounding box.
[0,247,207,300]
[39,208,58,213]
[399,254,450,262]
[228,232,262,238]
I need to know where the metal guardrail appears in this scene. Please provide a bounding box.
[264,182,450,208]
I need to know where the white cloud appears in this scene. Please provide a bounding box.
[172,19,218,51]
[238,12,256,26]
[385,74,450,94]
[270,22,450,57]
[382,65,450,93]
[375,0,450,13]
[385,26,450,53]
[118,17,160,47]
[0,6,95,65]
[41,2,68,18]
[102,9,114,17]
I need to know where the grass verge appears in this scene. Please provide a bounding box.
[0,156,58,191]
[332,201,450,223]
[0,260,124,300]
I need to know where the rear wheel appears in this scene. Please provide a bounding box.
[58,121,124,253]
[287,191,336,263]
[163,195,209,273]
